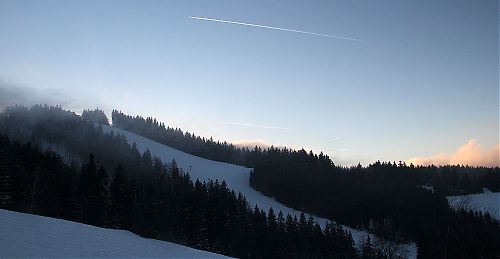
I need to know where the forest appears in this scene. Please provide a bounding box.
[111,110,499,195]
[112,109,500,258]
[249,155,500,258]
[0,106,362,258]
[0,105,499,258]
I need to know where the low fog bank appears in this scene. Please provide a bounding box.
[0,81,107,114]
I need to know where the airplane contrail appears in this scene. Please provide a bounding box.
[189,16,366,43]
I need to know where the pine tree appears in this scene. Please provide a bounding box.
[0,149,12,208]
[110,164,127,228]
[79,154,109,226]
[362,234,375,259]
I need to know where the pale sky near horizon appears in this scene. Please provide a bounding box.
[0,0,498,166]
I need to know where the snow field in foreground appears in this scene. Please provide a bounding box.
[0,209,230,258]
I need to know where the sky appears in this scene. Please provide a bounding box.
[0,0,498,166]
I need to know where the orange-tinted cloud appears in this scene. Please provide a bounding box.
[407,139,500,167]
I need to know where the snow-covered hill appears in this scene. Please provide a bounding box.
[447,189,500,221]
[0,209,230,258]
[102,125,417,258]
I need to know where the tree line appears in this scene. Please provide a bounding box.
[110,109,500,258]
[111,110,499,196]
[249,153,500,258]
[0,105,370,258]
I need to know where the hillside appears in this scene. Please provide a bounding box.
[101,125,417,258]
[2,106,498,258]
[448,189,500,220]
[0,106,362,258]
[0,209,230,258]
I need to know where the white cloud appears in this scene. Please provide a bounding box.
[330,136,344,141]
[232,139,271,149]
[219,121,293,131]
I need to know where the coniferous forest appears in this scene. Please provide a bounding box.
[111,110,499,195]
[0,137,361,258]
[112,109,500,258]
[0,105,499,258]
[0,106,359,258]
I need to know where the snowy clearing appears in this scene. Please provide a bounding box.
[447,189,500,221]
[0,209,230,258]
[102,125,417,258]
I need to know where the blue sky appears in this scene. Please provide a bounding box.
[0,0,498,165]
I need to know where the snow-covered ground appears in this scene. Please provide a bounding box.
[0,209,230,258]
[447,189,500,221]
[102,125,417,258]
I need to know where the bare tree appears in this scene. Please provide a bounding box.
[452,195,476,211]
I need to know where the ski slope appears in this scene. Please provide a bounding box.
[447,189,500,220]
[102,125,417,258]
[0,209,230,258]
